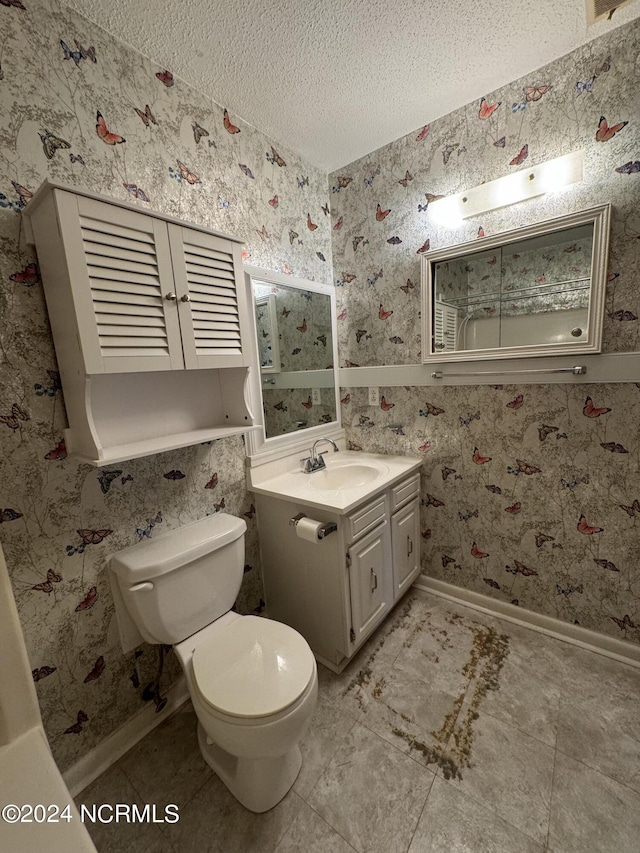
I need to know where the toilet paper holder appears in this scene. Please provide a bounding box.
[289,513,337,539]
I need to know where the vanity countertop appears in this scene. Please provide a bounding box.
[247,450,422,514]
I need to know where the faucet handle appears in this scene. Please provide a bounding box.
[300,453,327,473]
[313,454,327,471]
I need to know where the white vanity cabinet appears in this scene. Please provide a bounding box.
[254,469,422,672]
[24,182,254,464]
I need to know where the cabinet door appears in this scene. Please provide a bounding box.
[348,520,392,648]
[168,225,250,369]
[434,302,458,352]
[391,498,421,598]
[59,193,185,373]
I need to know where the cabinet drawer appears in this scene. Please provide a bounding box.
[346,496,386,541]
[391,474,420,511]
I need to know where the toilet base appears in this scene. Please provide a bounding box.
[197,722,302,813]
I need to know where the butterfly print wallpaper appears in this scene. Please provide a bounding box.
[0,0,331,772]
[331,20,640,648]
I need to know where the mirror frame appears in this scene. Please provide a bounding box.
[254,294,281,373]
[244,266,343,463]
[421,204,611,363]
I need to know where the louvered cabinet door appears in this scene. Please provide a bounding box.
[168,224,250,369]
[58,193,184,373]
[433,302,458,352]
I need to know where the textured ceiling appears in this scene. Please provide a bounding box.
[66,0,640,171]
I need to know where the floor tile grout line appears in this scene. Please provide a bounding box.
[552,743,640,798]
[355,716,441,783]
[545,745,559,851]
[177,770,217,810]
[297,716,359,805]
[403,769,437,853]
[436,771,549,850]
[289,795,360,853]
[303,719,439,851]
[271,790,309,851]
[116,763,151,806]
[115,705,214,810]
[466,703,559,751]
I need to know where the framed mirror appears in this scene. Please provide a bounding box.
[421,204,611,363]
[244,267,341,458]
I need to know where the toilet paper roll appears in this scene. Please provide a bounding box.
[295,517,324,543]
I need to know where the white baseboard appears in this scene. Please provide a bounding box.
[63,677,190,798]
[414,574,640,669]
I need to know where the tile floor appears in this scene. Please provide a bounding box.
[77,590,640,852]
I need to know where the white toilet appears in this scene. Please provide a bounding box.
[108,513,318,813]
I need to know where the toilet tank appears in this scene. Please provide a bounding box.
[109,513,247,645]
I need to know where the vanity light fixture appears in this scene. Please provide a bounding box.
[429,150,584,228]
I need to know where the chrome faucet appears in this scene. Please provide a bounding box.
[301,438,339,473]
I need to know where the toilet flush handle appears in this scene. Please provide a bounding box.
[129,581,154,593]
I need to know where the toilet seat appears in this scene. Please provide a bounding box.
[191,616,315,719]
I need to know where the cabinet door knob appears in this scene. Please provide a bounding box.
[165,292,177,301]
[370,568,378,592]
[407,536,413,556]
[181,293,192,302]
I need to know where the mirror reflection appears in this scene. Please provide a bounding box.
[434,225,592,352]
[422,205,610,361]
[252,279,336,438]
[255,294,280,372]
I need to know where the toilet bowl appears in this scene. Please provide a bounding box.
[109,513,318,812]
[174,611,318,812]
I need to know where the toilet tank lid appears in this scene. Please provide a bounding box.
[108,513,247,583]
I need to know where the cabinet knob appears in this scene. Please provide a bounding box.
[165,292,177,301]
[370,568,378,592]
[407,536,413,556]
[180,293,192,302]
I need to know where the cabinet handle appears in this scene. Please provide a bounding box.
[165,292,177,301]
[180,294,192,302]
[370,568,377,592]
[407,536,413,556]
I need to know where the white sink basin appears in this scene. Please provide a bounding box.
[248,449,421,513]
[307,462,385,491]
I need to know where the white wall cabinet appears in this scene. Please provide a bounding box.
[24,182,254,465]
[254,471,422,672]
